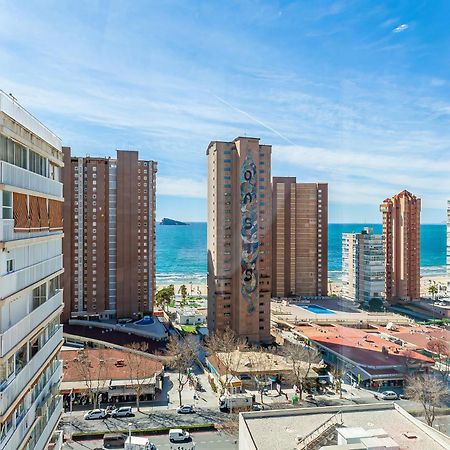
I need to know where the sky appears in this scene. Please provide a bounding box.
[0,0,449,223]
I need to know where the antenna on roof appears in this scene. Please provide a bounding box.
[8,93,17,101]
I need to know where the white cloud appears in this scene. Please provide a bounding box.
[158,176,206,198]
[393,24,409,33]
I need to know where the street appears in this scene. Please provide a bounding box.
[64,430,237,450]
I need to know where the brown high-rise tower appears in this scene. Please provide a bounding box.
[380,190,421,302]
[272,178,328,298]
[207,137,272,343]
[62,148,157,321]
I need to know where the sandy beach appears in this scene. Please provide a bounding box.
[329,274,449,298]
[159,274,449,299]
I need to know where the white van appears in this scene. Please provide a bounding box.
[168,429,190,443]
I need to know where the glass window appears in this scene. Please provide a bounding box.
[2,191,12,219]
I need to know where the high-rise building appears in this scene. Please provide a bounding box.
[62,148,157,321]
[0,91,64,449]
[447,200,450,292]
[380,190,421,302]
[207,137,272,343]
[272,178,328,298]
[342,227,384,305]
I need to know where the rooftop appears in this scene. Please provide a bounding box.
[0,89,62,150]
[293,323,434,371]
[208,350,321,377]
[61,347,164,383]
[239,403,450,450]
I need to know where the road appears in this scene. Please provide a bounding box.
[64,431,237,450]
[60,408,230,435]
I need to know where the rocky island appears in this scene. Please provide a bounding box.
[160,218,188,225]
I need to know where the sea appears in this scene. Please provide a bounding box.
[156,223,447,286]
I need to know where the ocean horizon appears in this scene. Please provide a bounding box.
[156,222,447,285]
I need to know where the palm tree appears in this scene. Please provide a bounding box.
[428,283,438,300]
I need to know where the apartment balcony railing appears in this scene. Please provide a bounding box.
[0,161,62,197]
[34,396,63,450]
[1,365,62,450]
[0,254,63,300]
[0,219,63,243]
[0,290,62,357]
[0,326,63,417]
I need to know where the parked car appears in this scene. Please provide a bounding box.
[176,404,194,414]
[169,429,190,443]
[376,391,398,400]
[103,433,127,448]
[399,392,410,400]
[252,404,264,411]
[84,409,107,420]
[111,406,133,418]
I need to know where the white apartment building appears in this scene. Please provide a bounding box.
[342,227,384,305]
[0,91,64,449]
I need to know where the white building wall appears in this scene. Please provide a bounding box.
[0,91,63,450]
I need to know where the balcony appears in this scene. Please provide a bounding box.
[0,326,63,417]
[36,407,63,450]
[0,161,62,197]
[0,254,63,300]
[0,290,62,357]
[1,366,63,450]
[0,219,62,243]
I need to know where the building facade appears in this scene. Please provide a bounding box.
[207,137,272,343]
[0,91,64,449]
[62,149,157,321]
[342,227,384,305]
[272,178,328,298]
[447,200,450,292]
[380,190,421,302]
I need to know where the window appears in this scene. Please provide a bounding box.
[32,283,47,309]
[2,191,12,219]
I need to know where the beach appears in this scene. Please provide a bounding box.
[159,273,449,300]
[329,273,449,298]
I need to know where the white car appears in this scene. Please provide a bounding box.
[176,404,194,414]
[111,406,133,417]
[376,391,398,400]
[84,409,107,420]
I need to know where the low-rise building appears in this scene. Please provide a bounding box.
[293,323,434,388]
[206,350,322,393]
[239,403,450,450]
[176,308,207,326]
[60,347,164,407]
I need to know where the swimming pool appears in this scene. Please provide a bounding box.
[298,304,335,314]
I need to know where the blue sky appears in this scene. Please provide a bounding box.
[1,0,449,222]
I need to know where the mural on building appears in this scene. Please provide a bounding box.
[240,150,258,314]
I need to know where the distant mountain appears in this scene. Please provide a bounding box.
[160,218,188,225]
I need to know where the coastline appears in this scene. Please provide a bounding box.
[157,272,449,298]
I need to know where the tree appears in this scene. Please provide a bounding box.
[368,297,384,312]
[205,329,247,395]
[405,375,448,426]
[155,285,175,311]
[180,284,187,300]
[282,343,322,400]
[72,349,108,408]
[166,336,197,406]
[428,283,438,300]
[123,342,154,411]
[426,338,450,382]
[329,366,344,398]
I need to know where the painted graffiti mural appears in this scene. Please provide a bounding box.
[240,150,259,314]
